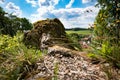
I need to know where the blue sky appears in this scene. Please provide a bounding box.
[0,0,99,28]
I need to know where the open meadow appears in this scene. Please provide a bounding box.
[66,29,92,35]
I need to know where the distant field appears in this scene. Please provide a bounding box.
[66,30,92,35]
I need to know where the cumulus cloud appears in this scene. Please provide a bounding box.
[30,5,99,28]
[29,0,60,22]
[26,0,37,7]
[6,2,22,17]
[82,0,91,4]
[30,7,56,22]
[38,0,59,7]
[27,0,99,28]
[0,0,4,4]
[38,0,50,7]
[66,0,74,8]
[35,0,60,17]
[52,6,99,28]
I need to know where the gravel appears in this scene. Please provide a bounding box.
[26,46,108,80]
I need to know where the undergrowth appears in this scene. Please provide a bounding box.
[91,39,120,68]
[88,37,120,80]
[0,32,42,80]
[67,33,82,51]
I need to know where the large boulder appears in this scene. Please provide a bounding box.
[23,18,71,50]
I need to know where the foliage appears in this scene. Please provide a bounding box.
[0,7,16,37]
[0,6,33,37]
[53,62,59,80]
[101,41,120,67]
[68,33,80,42]
[94,0,120,41]
[67,33,82,51]
[0,33,42,80]
[92,0,120,68]
[19,18,33,31]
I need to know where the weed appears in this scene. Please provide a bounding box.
[0,32,42,80]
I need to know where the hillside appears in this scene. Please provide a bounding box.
[0,0,120,79]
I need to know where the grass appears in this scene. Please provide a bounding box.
[66,29,92,35]
[0,32,42,80]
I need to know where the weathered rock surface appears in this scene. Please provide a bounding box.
[23,18,71,50]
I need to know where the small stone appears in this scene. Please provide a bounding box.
[26,48,108,80]
[104,63,110,67]
[118,70,120,74]
[68,72,72,76]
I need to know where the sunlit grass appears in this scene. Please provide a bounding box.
[66,30,92,35]
[0,32,42,80]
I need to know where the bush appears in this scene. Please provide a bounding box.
[92,0,120,69]
[0,33,42,80]
[91,38,120,68]
[67,33,82,51]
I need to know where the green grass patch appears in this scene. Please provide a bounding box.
[66,30,92,35]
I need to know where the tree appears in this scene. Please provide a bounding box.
[20,18,33,31]
[94,0,120,42]
[0,6,33,36]
[0,7,15,36]
[0,7,6,34]
[93,0,120,68]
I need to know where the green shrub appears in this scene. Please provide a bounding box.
[92,0,120,68]
[0,33,42,80]
[101,41,120,68]
[91,39,120,68]
[66,33,82,51]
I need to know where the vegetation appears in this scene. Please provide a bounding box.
[92,0,120,68]
[66,33,82,51]
[0,7,33,37]
[66,29,92,51]
[0,0,120,79]
[0,6,40,80]
[23,18,66,49]
[66,29,92,35]
[0,32,42,80]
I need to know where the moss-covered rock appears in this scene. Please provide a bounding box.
[23,18,71,49]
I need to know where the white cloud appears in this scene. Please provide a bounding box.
[37,0,60,15]
[82,0,91,4]
[29,0,60,22]
[38,0,59,7]
[6,2,22,17]
[26,0,99,28]
[38,0,50,7]
[0,0,4,4]
[52,6,99,28]
[26,0,37,7]
[66,0,74,8]
[29,5,99,28]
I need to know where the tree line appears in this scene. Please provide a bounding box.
[0,6,33,37]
